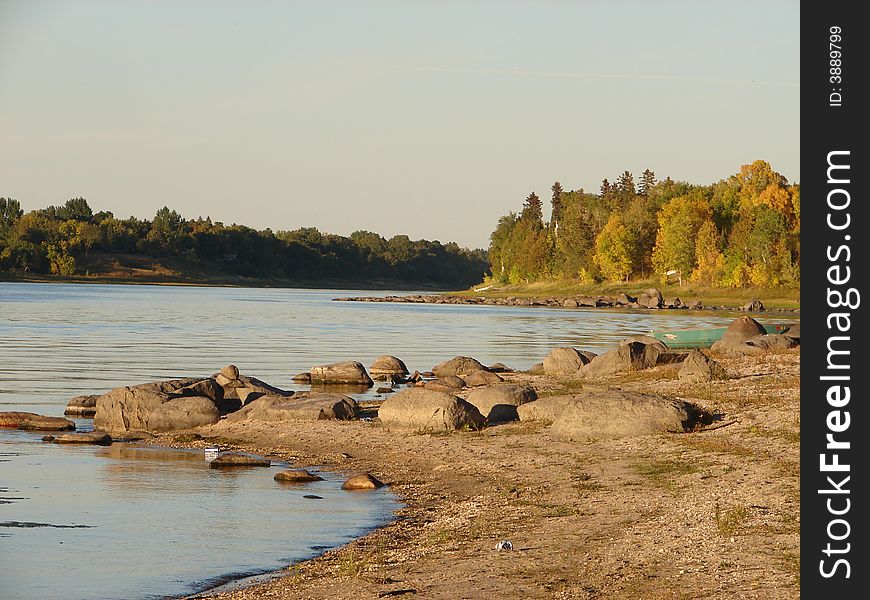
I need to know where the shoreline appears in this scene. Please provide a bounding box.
[145,350,801,600]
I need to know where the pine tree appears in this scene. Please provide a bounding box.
[521,192,543,224]
[599,179,612,200]
[616,171,635,197]
[550,182,564,232]
[639,169,656,196]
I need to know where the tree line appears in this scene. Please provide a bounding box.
[0,198,489,287]
[489,160,800,287]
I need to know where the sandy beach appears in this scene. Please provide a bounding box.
[150,348,803,600]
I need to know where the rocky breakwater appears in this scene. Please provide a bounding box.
[334,290,798,313]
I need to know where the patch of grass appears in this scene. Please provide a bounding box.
[714,503,749,536]
[677,435,756,457]
[572,471,604,493]
[780,550,801,584]
[610,368,678,383]
[631,459,698,487]
[748,425,800,444]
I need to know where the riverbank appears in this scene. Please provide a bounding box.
[155,349,800,600]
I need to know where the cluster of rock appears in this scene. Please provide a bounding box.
[334,292,797,313]
[710,317,800,355]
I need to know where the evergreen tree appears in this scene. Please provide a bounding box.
[599,179,612,200]
[521,192,543,225]
[550,182,564,231]
[616,171,635,197]
[638,169,656,196]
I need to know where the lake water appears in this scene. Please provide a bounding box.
[0,282,793,599]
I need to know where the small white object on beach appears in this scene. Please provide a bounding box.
[204,447,219,461]
[495,540,513,551]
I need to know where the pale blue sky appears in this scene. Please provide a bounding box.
[0,0,799,248]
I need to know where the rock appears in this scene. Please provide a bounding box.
[408,370,423,382]
[526,362,545,375]
[231,375,293,398]
[51,431,113,445]
[783,322,800,342]
[310,361,373,386]
[517,396,581,424]
[42,435,55,442]
[688,300,704,310]
[145,396,221,432]
[292,372,312,383]
[710,316,767,353]
[742,334,800,352]
[220,364,240,380]
[465,384,537,422]
[369,355,409,381]
[620,335,669,351]
[463,370,504,386]
[431,356,489,378]
[274,469,324,483]
[174,378,224,403]
[93,378,202,433]
[562,299,578,308]
[376,386,394,394]
[214,373,234,387]
[424,376,466,393]
[341,473,385,490]
[637,288,664,309]
[378,388,485,432]
[615,293,636,305]
[226,392,357,422]
[64,395,99,417]
[579,342,673,378]
[209,453,271,468]
[0,412,76,431]
[664,297,682,308]
[488,363,513,373]
[549,390,696,441]
[743,299,765,312]
[677,349,728,383]
[543,347,594,376]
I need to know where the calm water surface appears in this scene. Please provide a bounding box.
[0,282,793,599]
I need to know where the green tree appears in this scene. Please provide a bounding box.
[521,192,543,224]
[651,192,713,283]
[690,219,725,285]
[638,169,656,197]
[146,207,187,254]
[1,197,24,232]
[550,181,564,233]
[594,214,633,282]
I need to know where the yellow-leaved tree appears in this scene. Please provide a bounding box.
[651,192,713,283]
[593,215,633,282]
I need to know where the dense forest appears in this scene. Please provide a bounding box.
[489,160,800,288]
[0,198,489,287]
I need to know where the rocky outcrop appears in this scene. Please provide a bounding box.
[543,347,595,376]
[431,356,489,378]
[146,396,221,432]
[274,469,324,483]
[369,355,409,381]
[742,299,765,312]
[309,361,373,386]
[378,388,485,432]
[64,395,99,417]
[342,473,385,490]
[226,392,357,422]
[783,322,800,342]
[620,335,668,351]
[463,370,504,386]
[738,334,800,354]
[94,378,209,434]
[52,431,113,445]
[0,412,76,431]
[548,391,696,441]
[487,363,513,373]
[209,453,271,468]
[636,288,664,309]
[465,384,537,422]
[710,316,767,353]
[678,349,728,383]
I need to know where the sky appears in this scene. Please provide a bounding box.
[0,0,799,249]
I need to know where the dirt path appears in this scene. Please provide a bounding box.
[169,350,799,600]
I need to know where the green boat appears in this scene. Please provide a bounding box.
[650,323,792,349]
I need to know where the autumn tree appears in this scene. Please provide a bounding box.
[594,214,633,282]
[690,220,725,285]
[651,192,713,282]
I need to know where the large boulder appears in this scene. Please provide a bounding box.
[226,392,357,422]
[145,396,221,432]
[463,370,504,386]
[228,375,293,405]
[578,342,681,379]
[342,473,385,490]
[431,356,489,378]
[93,378,207,434]
[369,355,409,381]
[678,349,728,383]
[0,412,76,431]
[517,396,581,424]
[620,335,668,351]
[64,395,99,417]
[737,334,800,354]
[549,390,696,441]
[424,376,466,393]
[783,322,800,342]
[710,316,767,352]
[465,384,537,422]
[309,361,373,386]
[378,388,484,432]
[742,299,765,312]
[543,347,595,376]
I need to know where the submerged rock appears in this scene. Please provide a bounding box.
[310,361,373,386]
[0,412,76,431]
[52,432,113,445]
[209,453,271,468]
[64,395,99,417]
[274,469,324,483]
